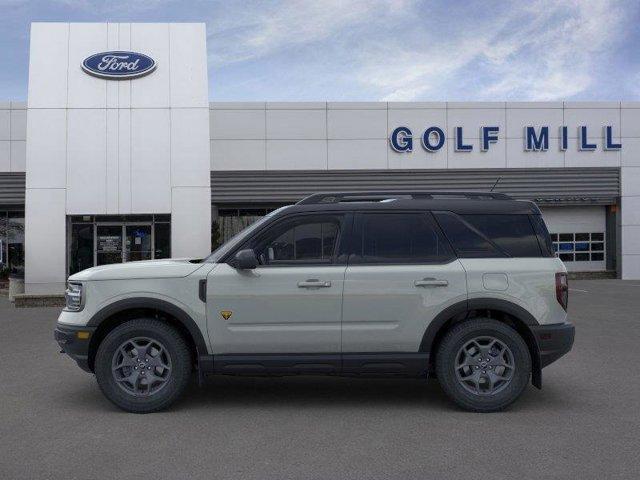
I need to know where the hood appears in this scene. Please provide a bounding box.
[69,258,203,281]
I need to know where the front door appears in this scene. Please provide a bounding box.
[96,225,123,266]
[341,212,467,353]
[125,225,152,262]
[207,213,348,355]
[95,223,154,265]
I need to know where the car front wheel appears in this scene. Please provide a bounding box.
[435,319,531,412]
[94,319,192,413]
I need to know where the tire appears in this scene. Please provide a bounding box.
[435,319,531,412]
[94,319,192,413]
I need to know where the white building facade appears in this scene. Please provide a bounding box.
[1,22,639,294]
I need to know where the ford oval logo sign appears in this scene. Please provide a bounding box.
[82,51,156,80]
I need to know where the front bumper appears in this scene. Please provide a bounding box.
[54,324,97,373]
[531,322,575,368]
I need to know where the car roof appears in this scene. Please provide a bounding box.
[274,192,541,216]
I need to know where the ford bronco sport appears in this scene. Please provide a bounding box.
[55,191,574,413]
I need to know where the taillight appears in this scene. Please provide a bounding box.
[555,272,568,311]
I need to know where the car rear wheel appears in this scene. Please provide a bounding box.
[95,319,192,413]
[435,319,531,412]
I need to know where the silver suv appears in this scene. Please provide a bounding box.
[55,191,574,413]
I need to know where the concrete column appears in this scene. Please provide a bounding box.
[620,166,640,279]
[25,189,66,293]
[171,187,211,258]
[620,104,640,279]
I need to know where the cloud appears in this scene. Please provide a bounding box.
[48,0,173,12]
[358,0,629,101]
[207,0,413,66]
[207,0,632,101]
[0,0,636,101]
[479,0,626,100]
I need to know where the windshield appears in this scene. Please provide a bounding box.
[204,205,292,263]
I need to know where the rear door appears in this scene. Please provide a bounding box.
[341,211,467,353]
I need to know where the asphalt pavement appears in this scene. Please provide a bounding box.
[1,279,639,479]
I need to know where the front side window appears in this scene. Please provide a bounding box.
[251,215,341,265]
[353,212,453,264]
[206,206,292,263]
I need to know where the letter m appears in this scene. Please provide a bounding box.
[525,126,549,151]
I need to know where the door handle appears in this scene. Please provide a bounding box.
[414,278,449,287]
[297,279,332,288]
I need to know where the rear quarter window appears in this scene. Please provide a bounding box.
[434,212,547,258]
[461,214,543,257]
[433,212,503,258]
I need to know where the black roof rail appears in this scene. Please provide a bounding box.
[296,191,512,205]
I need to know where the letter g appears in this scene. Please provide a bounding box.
[390,126,413,152]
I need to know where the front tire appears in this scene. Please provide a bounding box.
[95,319,192,413]
[435,319,531,412]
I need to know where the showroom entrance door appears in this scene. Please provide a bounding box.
[96,224,123,266]
[68,215,172,275]
[96,223,153,266]
[125,225,152,262]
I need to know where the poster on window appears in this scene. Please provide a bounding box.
[98,235,121,252]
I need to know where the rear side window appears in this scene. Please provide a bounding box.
[434,212,503,258]
[353,212,454,264]
[461,214,543,257]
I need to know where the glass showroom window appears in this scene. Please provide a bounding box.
[214,206,282,249]
[0,211,25,279]
[68,215,171,275]
[0,212,5,279]
[550,232,605,262]
[154,217,171,260]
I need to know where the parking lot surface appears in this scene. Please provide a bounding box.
[1,279,639,480]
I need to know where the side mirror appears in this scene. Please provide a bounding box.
[232,249,258,270]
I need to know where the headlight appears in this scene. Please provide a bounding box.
[64,282,84,311]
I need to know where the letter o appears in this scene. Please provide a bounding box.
[422,127,445,152]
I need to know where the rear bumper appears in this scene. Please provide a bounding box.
[531,322,575,368]
[54,323,96,373]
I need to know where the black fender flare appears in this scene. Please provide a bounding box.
[419,298,542,388]
[87,297,209,355]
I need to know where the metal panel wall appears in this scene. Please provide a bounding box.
[0,172,26,206]
[0,169,621,208]
[211,168,620,206]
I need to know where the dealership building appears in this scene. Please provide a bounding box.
[1,22,640,295]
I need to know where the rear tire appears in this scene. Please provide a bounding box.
[435,319,531,412]
[95,319,192,413]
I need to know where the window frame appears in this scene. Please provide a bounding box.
[230,212,351,268]
[348,211,457,266]
[530,214,555,258]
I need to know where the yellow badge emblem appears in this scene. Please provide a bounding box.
[220,310,233,320]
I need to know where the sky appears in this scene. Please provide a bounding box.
[1,0,639,102]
